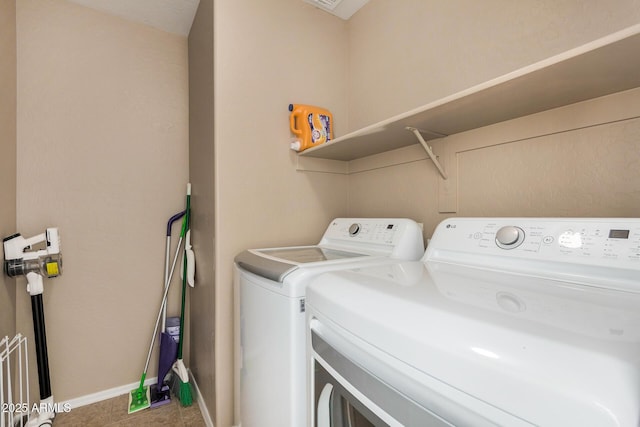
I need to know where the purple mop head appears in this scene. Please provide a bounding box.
[150,332,178,409]
[150,383,172,408]
[157,333,178,388]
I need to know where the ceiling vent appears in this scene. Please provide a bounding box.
[303,0,370,20]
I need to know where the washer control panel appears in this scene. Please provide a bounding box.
[427,218,640,269]
[320,218,424,260]
[325,219,403,245]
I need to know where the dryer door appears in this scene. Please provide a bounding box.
[311,328,453,427]
[315,363,388,427]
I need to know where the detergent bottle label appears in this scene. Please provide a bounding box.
[309,113,331,145]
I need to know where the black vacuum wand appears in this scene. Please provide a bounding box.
[3,228,62,427]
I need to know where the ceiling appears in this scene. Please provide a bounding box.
[66,0,200,36]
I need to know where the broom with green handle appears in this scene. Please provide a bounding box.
[171,183,194,406]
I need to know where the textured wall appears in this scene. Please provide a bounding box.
[16,0,189,401]
[457,115,640,217]
[0,0,17,340]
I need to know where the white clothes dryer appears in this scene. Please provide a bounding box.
[234,218,424,427]
[307,217,640,427]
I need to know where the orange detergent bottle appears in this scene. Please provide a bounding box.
[288,104,333,152]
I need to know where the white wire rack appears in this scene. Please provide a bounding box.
[1,334,30,427]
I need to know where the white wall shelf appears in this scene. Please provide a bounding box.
[298,24,640,163]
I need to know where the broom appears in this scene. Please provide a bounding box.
[171,183,194,406]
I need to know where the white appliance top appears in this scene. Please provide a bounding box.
[307,217,640,427]
[234,218,424,283]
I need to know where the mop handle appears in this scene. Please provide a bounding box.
[167,211,186,237]
[162,211,185,331]
[143,215,187,373]
[160,235,184,328]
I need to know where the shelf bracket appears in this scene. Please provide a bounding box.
[406,127,448,180]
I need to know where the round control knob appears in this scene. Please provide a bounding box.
[495,226,524,249]
[348,223,361,236]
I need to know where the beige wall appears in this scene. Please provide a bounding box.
[212,1,349,425]
[0,0,17,340]
[454,95,640,219]
[16,0,189,402]
[347,1,640,239]
[188,0,216,421]
[347,0,640,130]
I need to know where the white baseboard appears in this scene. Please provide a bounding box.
[59,376,158,409]
[189,370,214,427]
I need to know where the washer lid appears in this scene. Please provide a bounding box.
[260,246,366,263]
[234,246,367,282]
[307,261,640,427]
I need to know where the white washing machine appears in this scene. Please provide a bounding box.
[307,217,640,427]
[234,218,424,427]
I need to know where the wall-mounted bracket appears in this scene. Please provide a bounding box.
[406,127,448,179]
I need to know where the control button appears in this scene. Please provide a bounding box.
[495,226,525,249]
[473,232,482,239]
[348,223,361,236]
[543,236,554,244]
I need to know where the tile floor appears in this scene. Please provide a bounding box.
[53,393,206,426]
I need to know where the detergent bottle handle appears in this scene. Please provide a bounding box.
[289,107,303,136]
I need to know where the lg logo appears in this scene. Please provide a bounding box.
[446,224,457,229]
